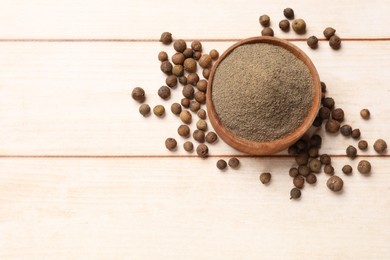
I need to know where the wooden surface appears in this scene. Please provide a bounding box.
[1,0,390,259]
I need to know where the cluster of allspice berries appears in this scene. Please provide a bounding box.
[259,7,341,50]
[286,81,387,199]
[133,32,240,166]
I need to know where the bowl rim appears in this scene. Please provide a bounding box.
[206,36,322,155]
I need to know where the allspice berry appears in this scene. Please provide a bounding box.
[173,39,187,53]
[179,76,187,86]
[139,104,151,117]
[342,165,353,175]
[171,103,182,115]
[320,154,331,165]
[279,19,290,32]
[310,135,322,148]
[283,8,295,19]
[340,124,352,136]
[131,87,145,103]
[159,32,172,45]
[194,91,206,104]
[329,35,341,50]
[199,54,212,68]
[289,167,299,177]
[165,138,177,151]
[172,65,184,77]
[191,40,202,52]
[205,132,218,144]
[325,119,341,133]
[172,53,185,65]
[306,174,317,184]
[351,129,361,139]
[322,97,335,109]
[202,68,211,79]
[290,188,301,200]
[360,109,370,119]
[193,51,202,60]
[177,125,190,137]
[298,165,310,177]
[357,160,371,174]
[209,49,219,60]
[373,139,387,153]
[319,106,331,120]
[184,58,197,73]
[158,51,168,61]
[307,36,318,49]
[292,19,306,34]
[321,82,327,92]
[196,120,208,131]
[308,146,319,158]
[260,172,271,184]
[323,27,336,40]
[179,110,192,124]
[295,153,309,165]
[217,159,227,170]
[332,108,344,122]
[197,109,206,119]
[261,27,274,36]
[196,80,208,92]
[312,117,323,127]
[228,158,240,168]
[187,73,199,86]
[166,75,177,88]
[182,85,194,99]
[153,105,165,117]
[259,14,271,27]
[327,176,343,192]
[358,140,368,150]
[183,141,194,152]
[346,145,357,158]
[309,159,322,173]
[160,61,173,75]
[158,86,171,100]
[181,98,190,108]
[324,165,335,175]
[189,101,201,112]
[183,48,193,59]
[293,176,305,189]
[193,130,205,143]
[196,144,209,158]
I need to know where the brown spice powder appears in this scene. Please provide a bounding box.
[212,43,313,142]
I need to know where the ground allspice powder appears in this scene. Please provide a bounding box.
[212,43,314,142]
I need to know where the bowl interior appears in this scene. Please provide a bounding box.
[206,36,321,155]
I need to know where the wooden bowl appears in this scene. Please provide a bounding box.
[206,36,321,155]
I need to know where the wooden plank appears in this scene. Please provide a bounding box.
[0,157,389,259]
[0,41,389,156]
[0,0,390,39]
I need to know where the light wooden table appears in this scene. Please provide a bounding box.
[1,1,389,259]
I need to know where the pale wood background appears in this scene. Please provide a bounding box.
[0,0,389,259]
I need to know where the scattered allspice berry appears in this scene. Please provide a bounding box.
[351,129,361,139]
[323,27,336,40]
[172,53,185,65]
[327,176,343,192]
[322,97,335,109]
[193,51,202,60]
[307,36,318,49]
[173,39,187,53]
[183,48,193,59]
[183,58,197,73]
[179,110,192,124]
[308,146,319,158]
[217,159,227,170]
[292,19,306,34]
[153,105,165,117]
[196,120,208,131]
[179,76,187,85]
[181,98,190,108]
[298,165,310,177]
[342,165,353,175]
[165,138,177,151]
[319,106,331,120]
[324,165,335,175]
[360,109,370,119]
[191,40,202,52]
[160,61,173,75]
[228,157,240,168]
[340,124,352,136]
[205,132,218,144]
[325,119,341,133]
[279,19,290,32]
[290,188,301,200]
[209,49,219,60]
[189,101,201,112]
[194,91,206,104]
[139,104,151,117]
[166,75,178,88]
[259,14,271,27]
[193,129,205,143]
[309,158,322,173]
[321,81,327,92]
[320,154,331,165]
[158,51,168,61]
[310,135,322,147]
[358,140,368,150]
[346,145,357,158]
[358,160,371,174]
[331,108,344,122]
[283,8,294,19]
[373,139,387,153]
[131,87,145,103]
[202,68,211,79]
[261,27,274,36]
[196,80,207,93]
[159,32,172,45]
[196,144,209,158]
[260,172,272,184]
[183,141,194,152]
[172,65,184,77]
[197,109,206,120]
[295,153,309,165]
[158,85,171,100]
[306,174,317,184]
[312,117,323,127]
[289,167,299,177]
[187,73,199,86]
[177,125,190,137]
[329,35,341,50]
[293,176,305,189]
[182,85,194,99]
[199,54,212,68]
